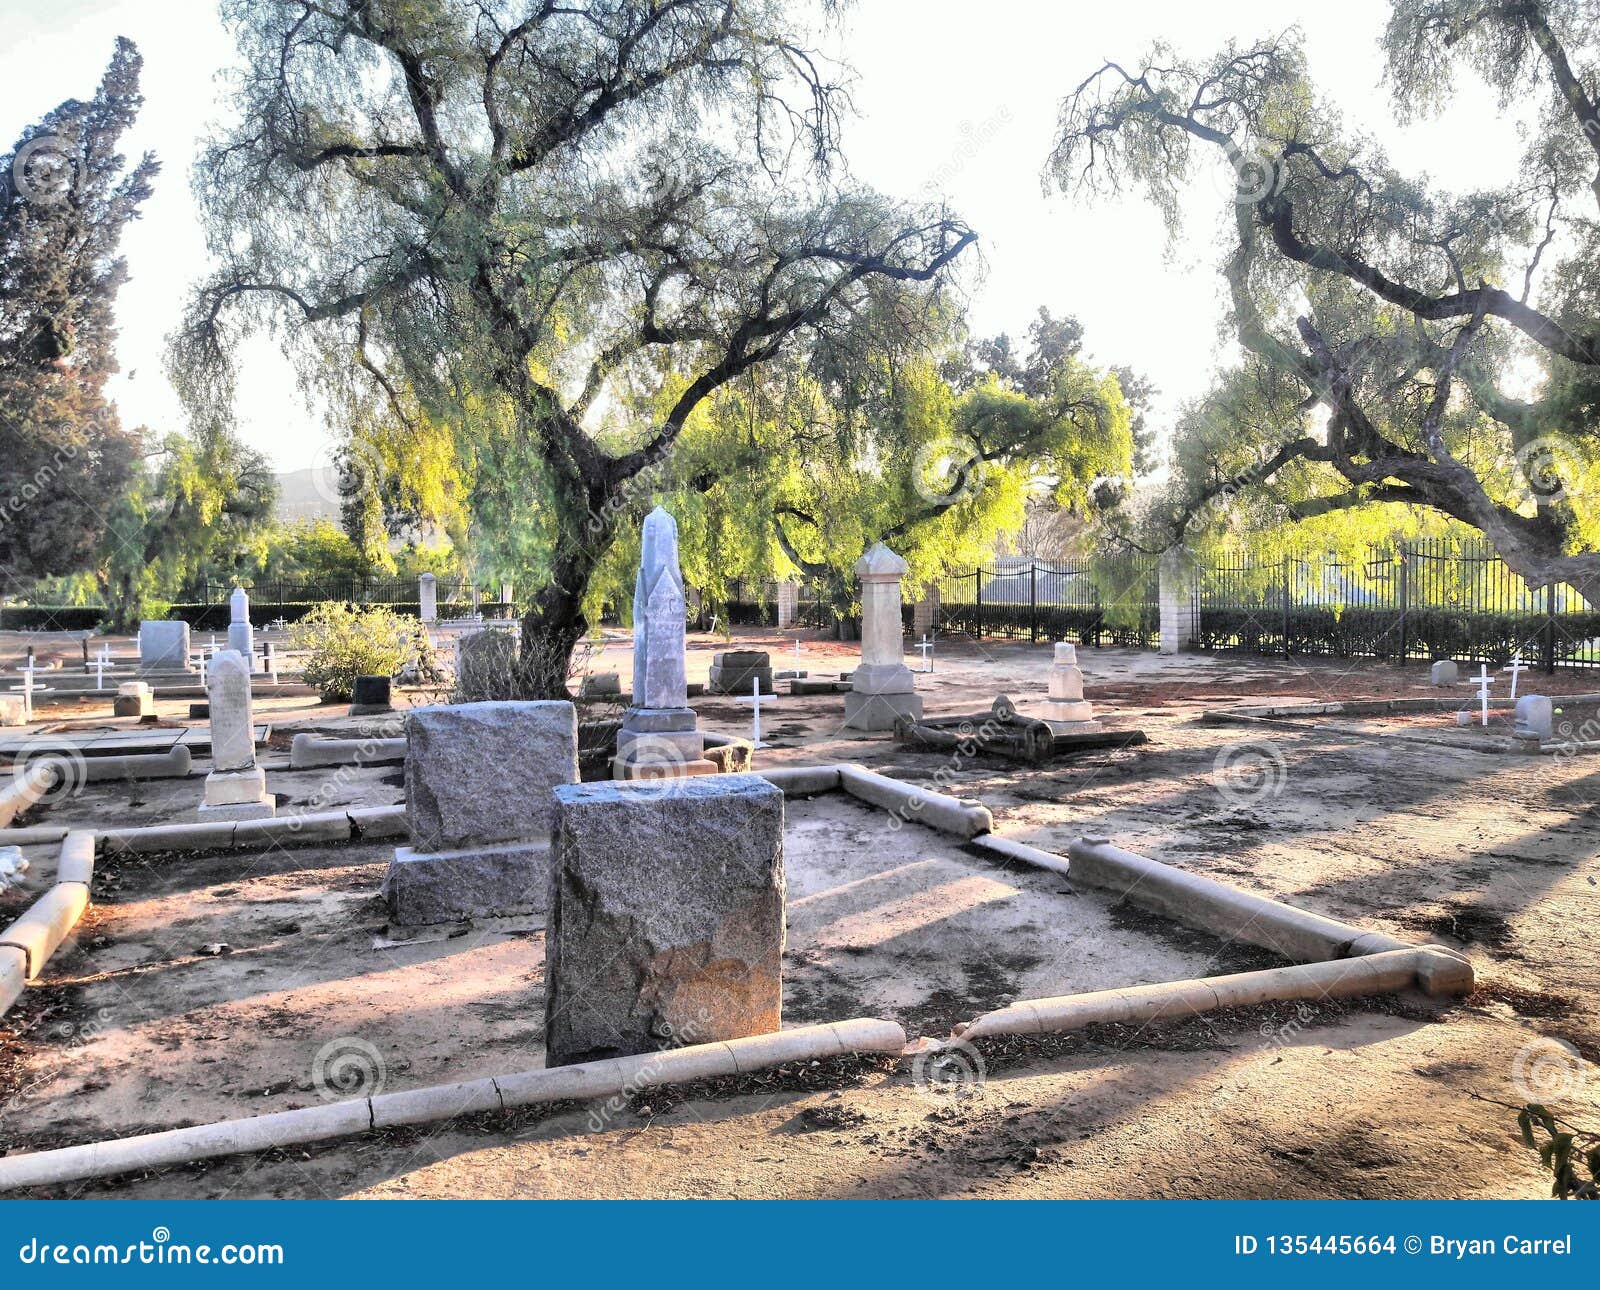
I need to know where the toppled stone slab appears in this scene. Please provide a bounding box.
[545,774,785,1067]
[405,700,578,851]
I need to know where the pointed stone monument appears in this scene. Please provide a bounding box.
[614,507,716,779]
[227,586,254,665]
[842,542,923,731]
[1040,641,1101,733]
[199,649,274,820]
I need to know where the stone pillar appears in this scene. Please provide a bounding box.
[418,572,437,624]
[843,542,923,731]
[912,585,939,639]
[499,581,513,614]
[545,774,784,1066]
[775,579,799,630]
[1158,550,1198,656]
[227,586,254,665]
[615,507,714,779]
[199,650,273,820]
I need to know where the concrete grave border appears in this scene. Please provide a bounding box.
[0,759,1475,1190]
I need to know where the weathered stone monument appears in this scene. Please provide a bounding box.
[1514,694,1554,742]
[1431,659,1459,686]
[383,700,578,925]
[349,674,392,715]
[114,680,154,719]
[1041,641,1101,733]
[138,620,191,672]
[418,572,437,624]
[775,580,799,630]
[842,542,922,731]
[227,586,254,664]
[707,650,775,695]
[544,773,785,1066]
[614,507,715,779]
[199,650,274,820]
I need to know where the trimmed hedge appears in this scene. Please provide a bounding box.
[164,600,510,630]
[0,606,107,632]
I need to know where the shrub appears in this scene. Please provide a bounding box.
[288,602,437,702]
[0,606,107,632]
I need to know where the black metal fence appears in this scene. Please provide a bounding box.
[1197,539,1600,671]
[172,575,509,629]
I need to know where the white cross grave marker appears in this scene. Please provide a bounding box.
[735,674,769,749]
[915,634,935,673]
[791,636,805,663]
[1471,663,1493,727]
[1502,652,1526,701]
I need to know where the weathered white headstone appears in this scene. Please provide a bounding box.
[199,649,273,819]
[1514,694,1553,742]
[615,507,713,778]
[1430,659,1458,685]
[227,586,254,663]
[843,542,922,731]
[1042,640,1100,731]
[418,572,437,624]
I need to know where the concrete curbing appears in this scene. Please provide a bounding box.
[0,761,60,828]
[1065,837,1416,964]
[0,827,69,845]
[0,1018,908,1192]
[98,809,370,856]
[82,746,192,782]
[757,765,844,796]
[836,764,994,838]
[56,831,95,885]
[953,949,1454,1043]
[289,733,405,769]
[0,944,25,1015]
[0,880,89,979]
[963,832,1072,878]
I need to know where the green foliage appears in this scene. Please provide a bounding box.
[1518,1104,1600,1200]
[0,38,153,584]
[287,602,434,702]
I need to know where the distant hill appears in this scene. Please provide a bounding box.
[274,469,342,523]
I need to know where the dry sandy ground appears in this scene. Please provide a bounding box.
[0,628,1596,1199]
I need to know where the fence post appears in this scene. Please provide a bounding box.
[1281,554,1292,659]
[1396,545,1409,667]
[1542,582,1557,673]
[974,571,983,639]
[1029,563,1038,643]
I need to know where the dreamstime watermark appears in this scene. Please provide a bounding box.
[1210,740,1287,809]
[1513,435,1581,507]
[17,1228,284,1267]
[311,1036,387,1100]
[910,1038,986,1100]
[7,133,85,207]
[309,432,386,510]
[1208,142,1285,209]
[911,435,986,508]
[883,716,1004,831]
[1511,1037,1589,1103]
[9,736,88,808]
[583,1007,715,1133]
[0,441,81,536]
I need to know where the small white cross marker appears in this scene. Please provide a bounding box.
[735,675,769,748]
[1502,652,1526,701]
[1471,663,1493,727]
[915,635,935,673]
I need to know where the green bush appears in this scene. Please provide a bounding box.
[288,602,436,702]
[0,606,107,632]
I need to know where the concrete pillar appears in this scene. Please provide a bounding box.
[912,585,939,639]
[419,573,437,624]
[1158,550,1199,655]
[775,580,799,630]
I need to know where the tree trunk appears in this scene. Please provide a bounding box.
[518,547,597,700]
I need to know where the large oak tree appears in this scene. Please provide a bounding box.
[178,0,974,694]
[1049,1,1600,593]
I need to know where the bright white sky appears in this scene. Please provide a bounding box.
[1,0,1522,470]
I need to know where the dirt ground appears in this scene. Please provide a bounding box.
[1,627,1596,1199]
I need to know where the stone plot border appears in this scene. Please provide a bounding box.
[1,831,93,1016]
[0,761,1473,1190]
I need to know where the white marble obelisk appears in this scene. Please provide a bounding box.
[614,507,714,779]
[227,586,254,666]
[199,649,274,819]
[842,542,922,731]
